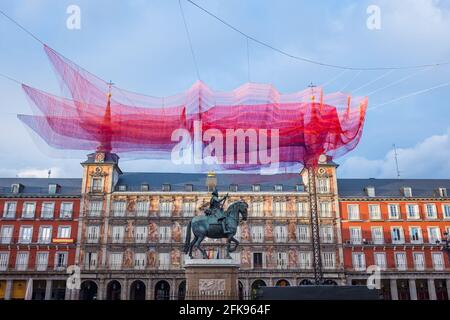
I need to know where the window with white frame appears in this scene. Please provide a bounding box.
[85,252,97,270]
[112,201,126,217]
[350,227,362,244]
[352,252,366,271]
[391,227,404,244]
[41,202,55,219]
[57,226,71,239]
[0,252,9,271]
[251,201,263,217]
[136,201,150,217]
[432,252,444,270]
[60,202,73,219]
[297,225,310,243]
[159,201,173,217]
[91,178,103,192]
[3,202,16,218]
[322,252,335,269]
[413,252,425,271]
[276,252,288,269]
[274,225,287,243]
[299,252,311,269]
[371,226,384,244]
[109,253,122,270]
[374,252,387,270]
[0,226,13,244]
[409,227,423,244]
[320,202,332,218]
[159,226,171,243]
[317,177,330,193]
[111,226,125,243]
[428,227,441,244]
[273,201,286,217]
[369,204,381,220]
[16,252,29,271]
[38,226,52,244]
[86,225,100,243]
[388,204,400,219]
[251,226,264,243]
[395,252,407,270]
[19,226,33,244]
[403,187,412,197]
[406,204,420,219]
[425,204,437,219]
[347,204,360,220]
[320,225,334,243]
[443,204,450,219]
[36,252,49,271]
[159,253,170,270]
[135,226,148,243]
[296,202,308,218]
[182,201,195,217]
[439,188,448,197]
[22,202,36,218]
[134,253,146,270]
[88,201,103,216]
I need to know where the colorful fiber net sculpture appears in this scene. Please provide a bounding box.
[18,45,368,171]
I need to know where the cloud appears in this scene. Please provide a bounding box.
[339,128,450,178]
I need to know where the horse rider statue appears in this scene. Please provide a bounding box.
[205,189,231,234]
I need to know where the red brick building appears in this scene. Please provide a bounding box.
[339,179,450,300]
[0,178,81,300]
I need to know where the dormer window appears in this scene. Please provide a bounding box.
[162,184,171,192]
[365,186,375,197]
[296,184,304,192]
[438,188,448,197]
[11,184,22,194]
[252,184,261,192]
[48,184,60,194]
[184,184,193,192]
[140,184,149,192]
[229,184,238,192]
[118,185,127,191]
[402,187,412,197]
[274,184,283,192]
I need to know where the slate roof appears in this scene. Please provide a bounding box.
[0,178,82,196]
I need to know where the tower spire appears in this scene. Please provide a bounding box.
[96,80,114,153]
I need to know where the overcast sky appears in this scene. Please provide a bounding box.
[0,0,449,178]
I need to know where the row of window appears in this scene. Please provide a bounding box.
[89,200,334,218]
[0,251,68,271]
[0,225,72,244]
[2,201,74,219]
[82,250,337,270]
[347,226,448,245]
[346,203,450,220]
[352,251,445,271]
[84,224,334,244]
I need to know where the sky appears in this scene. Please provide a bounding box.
[0,0,450,179]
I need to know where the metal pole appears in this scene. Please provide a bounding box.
[308,166,323,285]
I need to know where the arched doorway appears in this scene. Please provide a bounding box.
[178,281,186,300]
[79,281,98,300]
[251,280,266,300]
[397,279,410,300]
[416,279,429,300]
[299,279,313,285]
[130,280,146,300]
[155,280,170,300]
[238,281,244,300]
[435,279,448,300]
[106,280,121,300]
[323,279,338,286]
[275,279,290,287]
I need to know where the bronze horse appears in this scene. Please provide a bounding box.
[183,201,248,259]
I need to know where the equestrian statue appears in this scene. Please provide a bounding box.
[183,189,248,259]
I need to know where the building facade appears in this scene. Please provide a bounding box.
[339,179,450,300]
[0,152,449,300]
[0,178,80,300]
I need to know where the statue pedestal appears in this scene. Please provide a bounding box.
[184,258,240,300]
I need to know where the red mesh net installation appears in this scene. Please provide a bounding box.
[17,45,368,170]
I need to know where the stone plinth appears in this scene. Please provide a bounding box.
[184,258,240,300]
